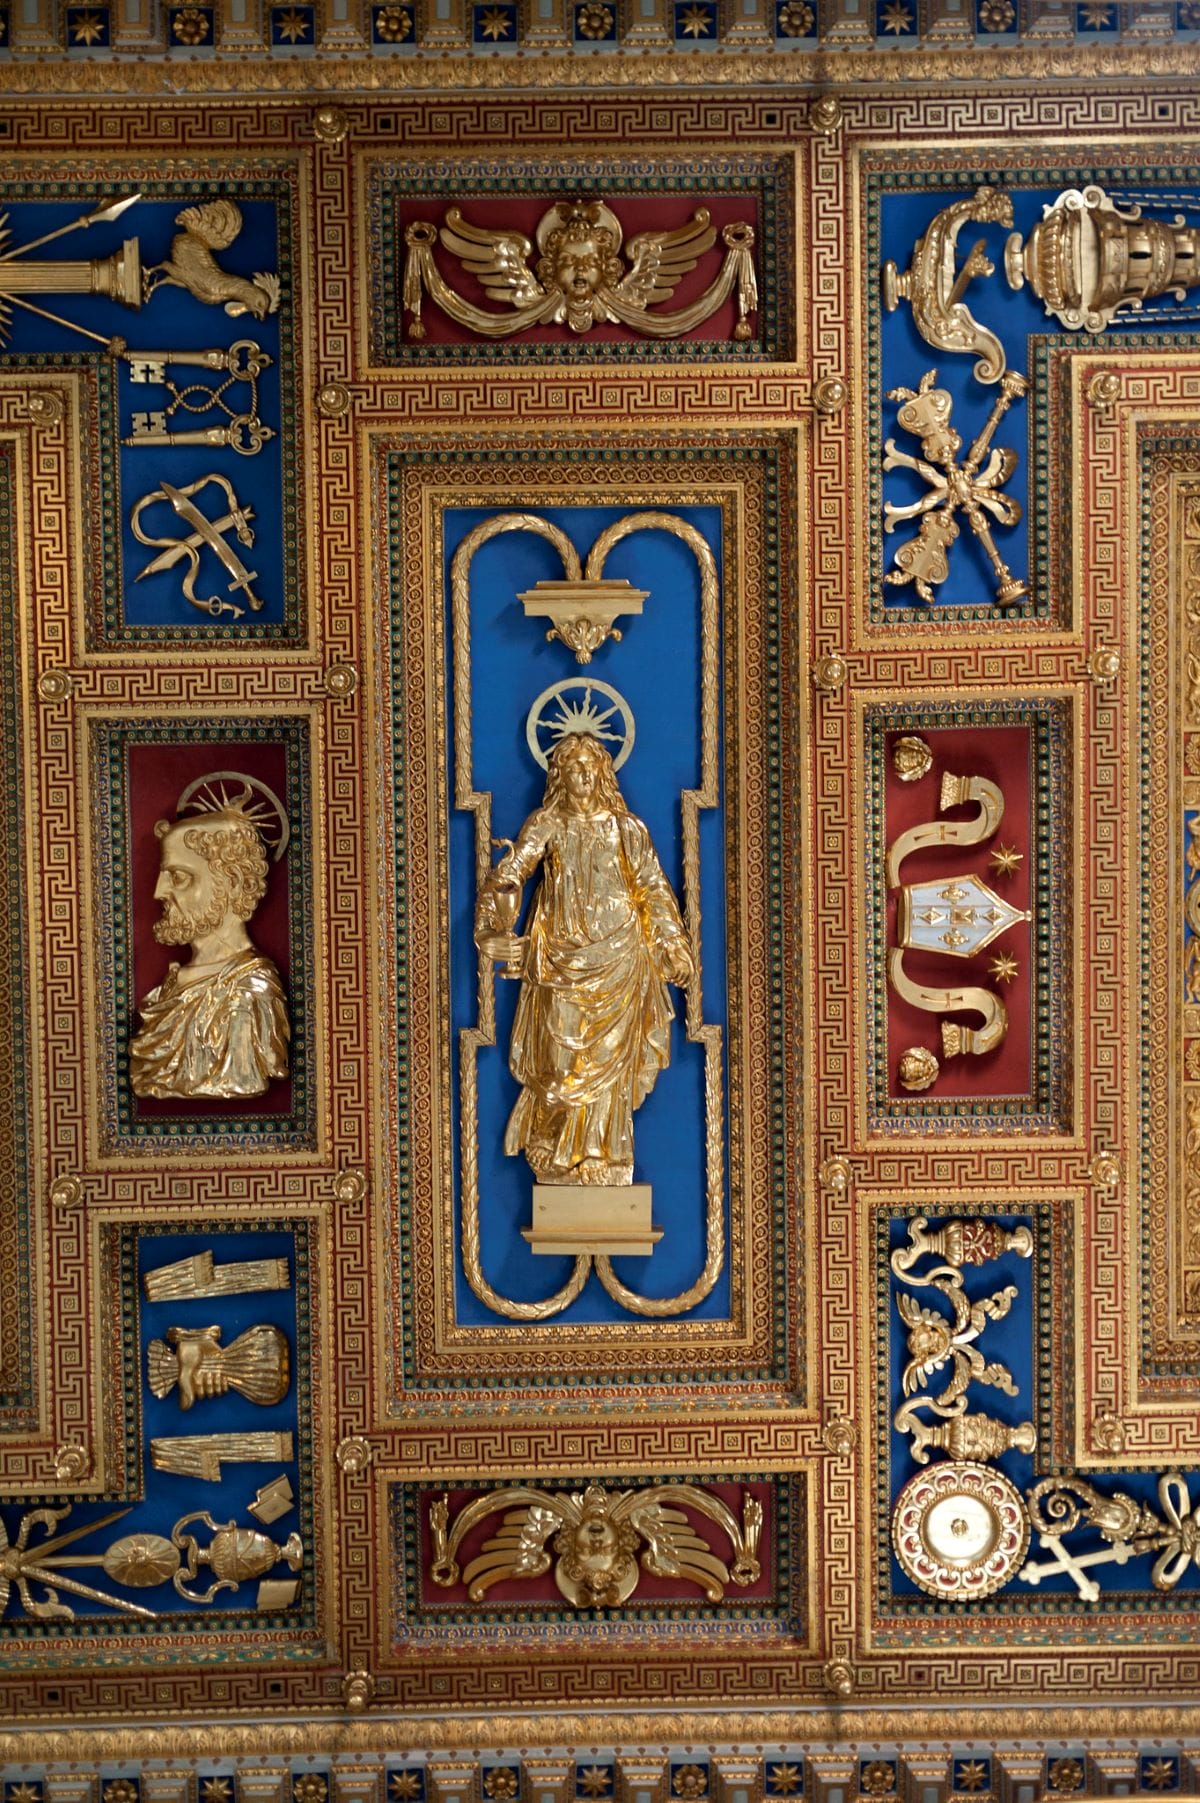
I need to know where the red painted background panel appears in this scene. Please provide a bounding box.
[126,739,294,1120]
[884,725,1033,1102]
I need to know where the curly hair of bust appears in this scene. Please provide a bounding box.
[154,818,269,921]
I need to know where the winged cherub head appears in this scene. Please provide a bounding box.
[536,201,625,331]
[552,1484,641,1607]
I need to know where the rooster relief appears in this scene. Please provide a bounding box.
[143,200,281,320]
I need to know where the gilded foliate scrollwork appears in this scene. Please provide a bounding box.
[429,1482,762,1609]
[890,1214,1036,1466]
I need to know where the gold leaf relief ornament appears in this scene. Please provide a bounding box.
[477,730,694,1184]
[1185,814,1200,1002]
[890,1213,1034,1460]
[457,512,725,1322]
[129,775,290,1101]
[881,187,1014,384]
[672,1768,707,1799]
[142,1249,290,1300]
[119,338,274,456]
[430,1482,761,1609]
[1006,184,1200,333]
[149,1431,294,1480]
[0,1503,298,1620]
[893,1462,1029,1600]
[776,1,813,32]
[146,1324,289,1409]
[1021,1471,1200,1602]
[171,8,212,43]
[892,734,932,782]
[129,472,267,619]
[882,368,1029,607]
[887,772,1031,1085]
[403,198,757,343]
[0,192,141,352]
[142,199,280,320]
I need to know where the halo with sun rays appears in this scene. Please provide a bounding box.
[524,678,636,771]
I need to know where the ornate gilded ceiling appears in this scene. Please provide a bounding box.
[1,45,1200,1803]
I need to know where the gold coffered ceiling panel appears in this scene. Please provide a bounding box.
[0,55,1199,1802]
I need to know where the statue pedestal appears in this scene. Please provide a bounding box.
[522,1184,661,1257]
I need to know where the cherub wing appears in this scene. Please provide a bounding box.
[896,1292,928,1332]
[623,1501,730,1601]
[439,209,544,310]
[613,211,718,311]
[896,1293,950,1395]
[461,1503,562,1597]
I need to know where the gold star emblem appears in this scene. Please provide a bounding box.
[1142,1760,1177,1792]
[8,1788,44,1803]
[1079,0,1111,23]
[679,2,713,30]
[70,9,107,41]
[274,5,310,35]
[200,1786,232,1803]
[988,952,1019,985]
[477,4,512,33]
[988,842,1023,878]
[765,1768,802,1797]
[389,1779,422,1801]
[881,1,913,29]
[954,1762,989,1794]
[577,1773,612,1798]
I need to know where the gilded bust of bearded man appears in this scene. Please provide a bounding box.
[129,782,289,1100]
[476,732,694,1187]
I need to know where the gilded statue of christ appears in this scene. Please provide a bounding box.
[475,733,694,1187]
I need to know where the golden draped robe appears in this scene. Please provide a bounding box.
[497,805,690,1184]
[130,949,289,1100]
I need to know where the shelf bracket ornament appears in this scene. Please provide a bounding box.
[887,771,1031,1091]
[881,186,1014,385]
[403,199,757,342]
[429,1482,761,1608]
[455,512,725,1321]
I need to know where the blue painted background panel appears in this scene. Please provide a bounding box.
[878,180,1200,615]
[0,192,288,634]
[445,505,731,1326]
